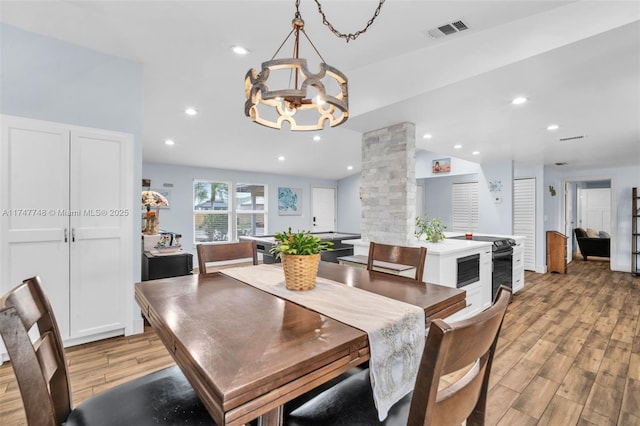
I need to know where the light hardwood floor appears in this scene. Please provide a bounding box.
[0,258,638,425]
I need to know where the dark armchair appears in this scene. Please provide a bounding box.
[574,227,610,260]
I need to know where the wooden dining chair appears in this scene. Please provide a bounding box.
[0,276,216,426]
[197,240,258,274]
[285,286,512,426]
[367,241,427,282]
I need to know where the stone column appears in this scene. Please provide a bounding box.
[361,122,416,245]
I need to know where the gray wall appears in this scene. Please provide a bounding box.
[543,164,638,272]
[143,162,337,264]
[337,173,362,233]
[0,23,144,282]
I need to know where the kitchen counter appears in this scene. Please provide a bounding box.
[343,237,491,256]
[343,236,523,321]
[343,238,491,320]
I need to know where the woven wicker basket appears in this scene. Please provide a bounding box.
[281,253,320,291]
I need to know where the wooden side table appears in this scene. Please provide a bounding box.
[546,231,567,274]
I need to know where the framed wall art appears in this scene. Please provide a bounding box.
[432,158,451,174]
[278,187,302,216]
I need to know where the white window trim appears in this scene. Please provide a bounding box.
[235,182,268,240]
[193,179,268,244]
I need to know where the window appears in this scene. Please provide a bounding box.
[194,180,267,243]
[451,182,478,232]
[235,183,266,239]
[194,180,230,242]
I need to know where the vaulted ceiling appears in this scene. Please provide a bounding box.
[1,1,639,179]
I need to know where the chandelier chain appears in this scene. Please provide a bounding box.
[312,0,385,42]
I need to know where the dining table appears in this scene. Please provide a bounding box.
[134,261,466,426]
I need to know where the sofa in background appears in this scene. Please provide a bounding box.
[574,227,610,260]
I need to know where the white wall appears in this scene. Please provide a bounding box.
[416,150,481,178]
[0,23,144,282]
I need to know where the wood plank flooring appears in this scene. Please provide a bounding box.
[1,258,638,425]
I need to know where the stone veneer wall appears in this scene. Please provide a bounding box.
[361,122,416,245]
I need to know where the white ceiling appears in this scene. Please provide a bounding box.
[1,1,639,180]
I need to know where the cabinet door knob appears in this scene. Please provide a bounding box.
[72,228,76,242]
[64,228,68,243]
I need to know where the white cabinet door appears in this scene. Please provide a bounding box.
[1,115,133,350]
[1,116,71,339]
[69,129,132,338]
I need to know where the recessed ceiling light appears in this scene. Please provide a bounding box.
[547,124,559,131]
[512,97,527,105]
[184,107,198,116]
[313,135,321,142]
[423,133,432,139]
[232,45,249,55]
[472,151,480,155]
[278,156,285,161]
[347,165,353,170]
[165,139,175,146]
[454,144,462,149]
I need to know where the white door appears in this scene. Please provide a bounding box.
[564,182,575,262]
[513,178,536,271]
[69,129,132,338]
[577,188,611,233]
[1,116,72,339]
[311,187,336,232]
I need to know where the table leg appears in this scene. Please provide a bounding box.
[256,405,283,426]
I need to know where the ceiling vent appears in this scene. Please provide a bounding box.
[559,135,585,142]
[426,20,469,39]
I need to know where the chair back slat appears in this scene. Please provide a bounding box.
[5,281,49,331]
[197,241,258,273]
[367,241,427,281]
[0,277,72,425]
[438,304,510,374]
[35,331,63,384]
[408,286,511,426]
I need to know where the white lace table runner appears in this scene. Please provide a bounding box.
[221,264,425,421]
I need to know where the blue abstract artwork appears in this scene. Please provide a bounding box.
[278,187,302,216]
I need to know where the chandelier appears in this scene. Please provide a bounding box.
[244,0,385,131]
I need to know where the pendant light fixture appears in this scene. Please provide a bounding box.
[244,0,385,131]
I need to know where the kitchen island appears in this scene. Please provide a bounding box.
[343,233,524,321]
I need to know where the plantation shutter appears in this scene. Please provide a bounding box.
[451,182,478,232]
[513,178,536,270]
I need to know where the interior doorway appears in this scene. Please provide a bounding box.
[562,178,613,267]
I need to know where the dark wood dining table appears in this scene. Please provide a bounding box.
[134,261,466,426]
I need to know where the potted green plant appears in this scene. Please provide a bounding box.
[270,228,333,290]
[415,213,447,243]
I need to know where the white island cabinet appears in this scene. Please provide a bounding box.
[343,238,492,321]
